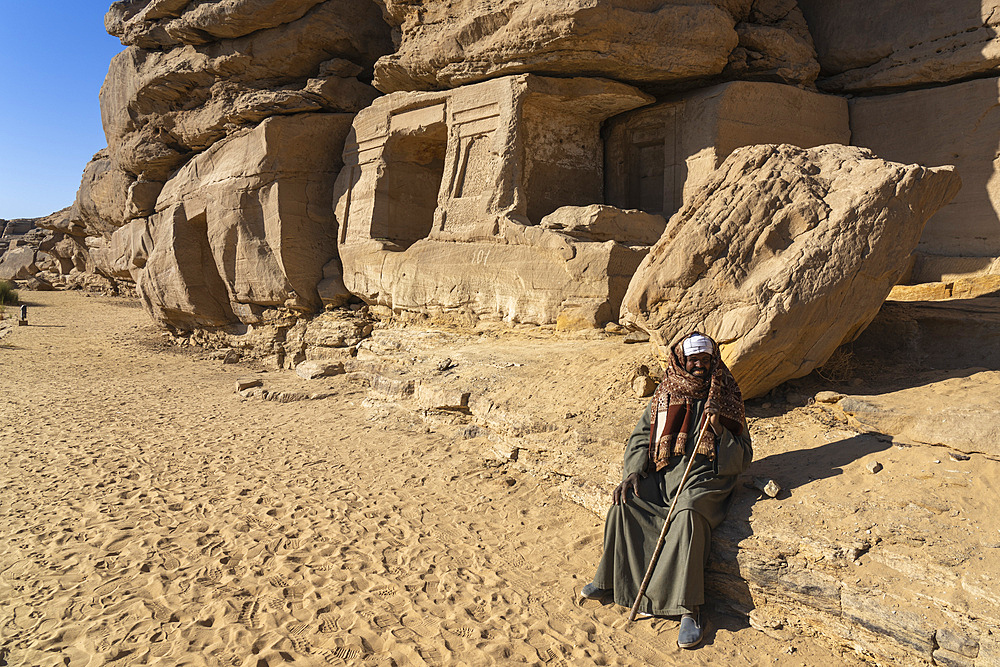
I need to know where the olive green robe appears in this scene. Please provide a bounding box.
[591,399,752,616]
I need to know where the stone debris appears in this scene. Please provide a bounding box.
[865,460,883,474]
[236,377,263,392]
[814,391,844,404]
[222,349,240,365]
[295,360,345,380]
[752,477,783,498]
[623,331,650,344]
[632,375,656,398]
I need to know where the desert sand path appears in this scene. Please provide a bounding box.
[0,292,856,666]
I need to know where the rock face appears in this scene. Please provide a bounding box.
[850,77,1000,270]
[137,113,351,329]
[0,247,38,281]
[604,81,848,219]
[91,0,392,235]
[619,143,962,399]
[831,371,1000,458]
[373,0,819,93]
[799,0,1000,93]
[69,150,134,238]
[334,74,654,327]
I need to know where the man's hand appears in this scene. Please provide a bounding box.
[612,472,642,505]
[708,412,723,436]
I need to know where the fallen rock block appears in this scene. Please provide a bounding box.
[619,144,961,398]
[295,360,345,380]
[632,375,656,398]
[236,377,263,391]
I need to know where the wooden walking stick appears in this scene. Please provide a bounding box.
[626,411,713,626]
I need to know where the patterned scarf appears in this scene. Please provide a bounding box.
[648,332,745,471]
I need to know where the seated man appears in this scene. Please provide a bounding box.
[581,332,752,649]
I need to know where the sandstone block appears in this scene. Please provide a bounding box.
[373,0,818,93]
[619,144,961,398]
[605,81,848,220]
[850,77,1000,262]
[138,113,351,329]
[294,360,345,380]
[540,205,666,245]
[68,150,131,237]
[837,371,1000,459]
[95,219,153,280]
[0,247,38,281]
[799,0,1000,92]
[334,75,653,327]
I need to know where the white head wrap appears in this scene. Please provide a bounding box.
[682,333,714,357]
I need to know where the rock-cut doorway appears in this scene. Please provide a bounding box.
[371,122,448,250]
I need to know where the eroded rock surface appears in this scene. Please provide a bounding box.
[620,143,961,398]
[334,74,654,328]
[604,80,848,219]
[851,77,1000,265]
[373,0,819,93]
[799,0,1000,92]
[93,0,392,234]
[137,113,351,329]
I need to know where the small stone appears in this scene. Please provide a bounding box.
[753,477,782,498]
[436,357,456,372]
[632,375,657,398]
[866,460,883,474]
[237,377,263,391]
[814,390,844,403]
[502,477,516,487]
[604,322,624,333]
[222,348,241,364]
[949,452,971,462]
[623,331,650,344]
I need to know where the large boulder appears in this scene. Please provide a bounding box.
[106,0,328,49]
[137,113,351,329]
[68,150,132,236]
[798,0,1000,93]
[372,0,819,93]
[0,246,38,281]
[619,144,962,398]
[93,219,153,280]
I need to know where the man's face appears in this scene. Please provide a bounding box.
[685,352,713,378]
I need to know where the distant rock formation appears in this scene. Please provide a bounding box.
[619,143,961,398]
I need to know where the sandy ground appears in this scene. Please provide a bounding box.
[0,291,874,667]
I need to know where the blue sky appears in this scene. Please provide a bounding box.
[0,4,124,219]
